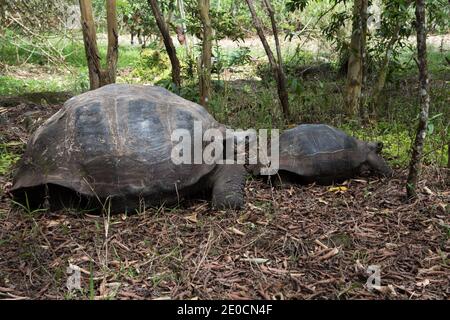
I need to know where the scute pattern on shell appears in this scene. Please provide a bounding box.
[278,124,368,177]
[12,84,223,199]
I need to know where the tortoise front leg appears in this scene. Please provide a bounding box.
[211,164,247,210]
[367,152,393,177]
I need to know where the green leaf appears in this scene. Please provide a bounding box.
[427,123,434,135]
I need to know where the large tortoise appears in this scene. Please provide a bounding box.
[253,124,392,185]
[11,84,246,213]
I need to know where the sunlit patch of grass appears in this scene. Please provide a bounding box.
[0,30,141,70]
[0,31,142,95]
[0,75,70,96]
[395,47,450,80]
[122,46,171,84]
[341,116,449,168]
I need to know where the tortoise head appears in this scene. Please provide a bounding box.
[365,141,393,177]
[367,141,384,154]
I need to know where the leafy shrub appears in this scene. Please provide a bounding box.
[131,47,171,83]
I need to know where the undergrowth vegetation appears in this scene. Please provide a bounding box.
[0,30,449,172]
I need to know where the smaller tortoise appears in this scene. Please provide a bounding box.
[11,84,246,213]
[256,124,393,185]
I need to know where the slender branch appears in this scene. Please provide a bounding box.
[148,0,181,89]
[261,0,290,118]
[198,0,212,106]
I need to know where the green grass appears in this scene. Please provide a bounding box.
[61,41,141,70]
[0,146,20,176]
[0,31,141,96]
[0,75,74,96]
[394,46,450,80]
[342,121,449,168]
[0,30,140,70]
[0,152,19,176]
[0,43,139,96]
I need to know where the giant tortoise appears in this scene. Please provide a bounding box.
[253,124,393,185]
[11,84,246,213]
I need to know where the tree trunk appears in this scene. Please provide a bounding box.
[263,0,290,119]
[148,0,181,89]
[104,0,119,85]
[359,0,368,122]
[198,0,212,107]
[406,0,430,199]
[79,0,118,90]
[345,0,368,117]
[245,0,290,119]
[79,0,102,90]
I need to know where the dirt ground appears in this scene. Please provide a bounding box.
[0,101,449,300]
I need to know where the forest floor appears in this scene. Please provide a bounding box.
[0,101,448,300]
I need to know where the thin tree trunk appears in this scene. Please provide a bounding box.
[263,0,282,68]
[448,140,450,167]
[79,0,118,90]
[371,24,401,111]
[104,0,119,85]
[198,0,212,106]
[406,0,430,199]
[263,0,290,118]
[345,0,367,117]
[79,0,102,90]
[245,0,290,118]
[359,0,368,122]
[148,0,181,89]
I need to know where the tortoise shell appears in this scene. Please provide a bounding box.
[11,84,225,205]
[278,124,370,178]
